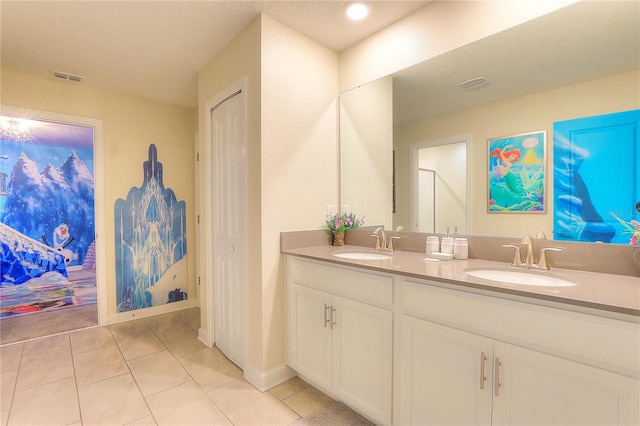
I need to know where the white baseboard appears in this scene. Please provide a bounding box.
[243,363,297,392]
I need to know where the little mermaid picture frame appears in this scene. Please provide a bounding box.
[487,130,546,213]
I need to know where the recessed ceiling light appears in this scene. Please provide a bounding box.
[345,2,369,20]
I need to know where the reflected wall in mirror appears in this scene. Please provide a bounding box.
[339,1,639,243]
[340,76,393,229]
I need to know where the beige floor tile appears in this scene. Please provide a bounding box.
[176,307,201,331]
[0,370,17,412]
[0,344,23,373]
[21,333,69,357]
[155,323,207,359]
[127,350,191,397]
[70,326,115,354]
[283,386,334,417]
[109,318,150,335]
[113,327,166,360]
[1,410,8,426]
[143,312,183,333]
[15,346,74,391]
[78,373,150,426]
[9,376,80,425]
[146,380,232,425]
[179,347,243,391]
[73,344,129,386]
[125,414,158,425]
[208,379,300,425]
[269,377,309,401]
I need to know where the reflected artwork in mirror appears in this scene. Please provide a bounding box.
[339,1,639,243]
[553,109,640,245]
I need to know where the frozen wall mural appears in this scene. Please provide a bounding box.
[115,144,187,312]
[0,115,96,317]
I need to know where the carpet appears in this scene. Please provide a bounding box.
[0,303,98,345]
[290,401,374,426]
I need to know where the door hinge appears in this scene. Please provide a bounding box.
[196,152,200,161]
[197,214,200,224]
[198,276,201,286]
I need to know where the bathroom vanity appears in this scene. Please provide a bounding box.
[283,243,639,425]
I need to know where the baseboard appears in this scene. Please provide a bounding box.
[243,363,297,392]
[105,299,197,325]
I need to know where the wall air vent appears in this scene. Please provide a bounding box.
[458,76,490,90]
[50,70,85,82]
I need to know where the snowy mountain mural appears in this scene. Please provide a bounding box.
[0,115,96,317]
[114,144,187,312]
[1,151,95,268]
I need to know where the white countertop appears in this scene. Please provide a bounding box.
[283,245,640,319]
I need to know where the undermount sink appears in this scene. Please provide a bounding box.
[463,267,577,287]
[333,251,393,260]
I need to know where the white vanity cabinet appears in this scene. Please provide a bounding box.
[286,257,393,425]
[396,280,640,426]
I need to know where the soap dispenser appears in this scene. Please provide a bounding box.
[441,227,454,254]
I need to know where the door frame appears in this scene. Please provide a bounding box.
[202,78,247,363]
[409,134,471,233]
[0,105,107,325]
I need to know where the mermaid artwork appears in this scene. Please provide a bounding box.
[489,140,544,212]
[491,145,522,193]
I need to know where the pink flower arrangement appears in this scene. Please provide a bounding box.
[610,212,640,246]
[324,212,365,234]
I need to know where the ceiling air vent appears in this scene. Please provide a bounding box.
[50,70,85,83]
[458,76,490,90]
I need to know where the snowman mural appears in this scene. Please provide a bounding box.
[42,223,77,266]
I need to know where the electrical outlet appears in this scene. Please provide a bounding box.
[327,205,336,218]
[342,204,350,214]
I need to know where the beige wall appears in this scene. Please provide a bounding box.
[1,68,197,319]
[197,14,339,381]
[197,17,262,372]
[339,0,574,92]
[394,69,640,239]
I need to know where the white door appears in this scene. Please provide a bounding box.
[418,168,435,232]
[287,284,333,390]
[211,87,245,368]
[493,341,640,426]
[332,295,393,425]
[397,316,493,425]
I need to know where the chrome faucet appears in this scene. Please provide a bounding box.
[503,232,563,270]
[371,227,399,252]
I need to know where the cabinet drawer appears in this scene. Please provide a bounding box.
[287,257,393,308]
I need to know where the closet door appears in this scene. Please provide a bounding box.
[212,88,246,368]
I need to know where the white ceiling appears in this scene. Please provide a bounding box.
[1,0,430,108]
[392,1,640,125]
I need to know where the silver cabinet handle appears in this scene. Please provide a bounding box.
[480,352,487,390]
[331,306,336,330]
[494,357,502,397]
[324,303,330,328]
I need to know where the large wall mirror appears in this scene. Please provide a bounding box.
[340,1,639,243]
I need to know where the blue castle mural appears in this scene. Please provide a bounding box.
[115,144,187,312]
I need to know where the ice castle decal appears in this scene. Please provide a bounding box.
[115,144,187,312]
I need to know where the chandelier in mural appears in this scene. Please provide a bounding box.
[0,116,36,142]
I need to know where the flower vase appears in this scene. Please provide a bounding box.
[333,231,345,246]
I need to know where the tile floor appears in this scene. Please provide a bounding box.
[0,308,347,425]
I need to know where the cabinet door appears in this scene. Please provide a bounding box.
[332,295,393,425]
[493,341,640,426]
[287,284,333,390]
[397,316,493,425]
